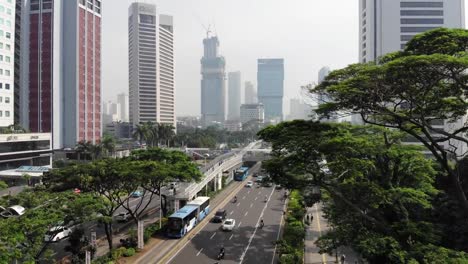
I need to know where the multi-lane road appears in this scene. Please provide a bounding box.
[168,180,287,264]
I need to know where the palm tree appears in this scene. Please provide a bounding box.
[101,134,116,157]
[90,143,103,160]
[158,124,175,147]
[147,121,159,147]
[75,141,92,161]
[133,124,148,147]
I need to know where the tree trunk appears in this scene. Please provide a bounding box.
[161,195,168,216]
[104,222,113,251]
[448,168,468,216]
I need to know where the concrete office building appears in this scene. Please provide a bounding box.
[117,93,129,122]
[244,81,256,104]
[201,35,226,127]
[240,103,264,124]
[129,3,175,128]
[360,0,465,63]
[0,0,15,127]
[158,14,175,128]
[257,59,284,122]
[20,0,102,149]
[288,98,310,120]
[227,71,241,120]
[13,0,22,125]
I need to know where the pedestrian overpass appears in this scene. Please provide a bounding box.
[167,141,269,211]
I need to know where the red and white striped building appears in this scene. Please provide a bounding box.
[20,0,101,149]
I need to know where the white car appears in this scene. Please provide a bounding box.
[246,181,253,188]
[44,226,73,242]
[0,205,26,218]
[115,212,131,222]
[222,219,236,231]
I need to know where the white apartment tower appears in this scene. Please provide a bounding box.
[360,0,465,63]
[0,0,15,127]
[129,3,175,127]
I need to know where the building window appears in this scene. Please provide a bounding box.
[5,44,10,50]
[5,32,10,39]
[0,55,3,62]
[140,14,156,25]
[5,20,10,27]
[401,35,415,41]
[401,18,444,24]
[400,10,443,16]
[5,84,10,90]
[400,2,443,8]
[0,69,3,75]
[5,56,10,63]
[0,97,3,103]
[5,111,10,117]
[0,111,3,117]
[6,9,11,15]
[401,26,438,33]
[5,70,10,76]
[5,97,9,103]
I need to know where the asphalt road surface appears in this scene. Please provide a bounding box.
[169,181,286,264]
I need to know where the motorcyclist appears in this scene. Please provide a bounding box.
[218,246,225,259]
[260,219,264,228]
[233,196,237,203]
[264,195,268,202]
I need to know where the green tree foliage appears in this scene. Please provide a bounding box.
[312,28,468,214]
[0,189,101,263]
[174,125,256,148]
[259,120,468,263]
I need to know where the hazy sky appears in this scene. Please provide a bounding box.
[102,0,468,116]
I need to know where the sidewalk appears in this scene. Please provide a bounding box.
[305,203,363,264]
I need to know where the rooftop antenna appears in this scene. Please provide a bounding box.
[202,24,212,38]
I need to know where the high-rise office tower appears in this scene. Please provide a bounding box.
[318,66,330,84]
[201,36,226,127]
[117,93,129,122]
[0,0,15,127]
[244,81,257,104]
[360,0,465,63]
[13,0,22,125]
[158,14,175,128]
[227,71,241,120]
[20,0,102,148]
[128,3,175,128]
[257,58,284,122]
[129,3,158,126]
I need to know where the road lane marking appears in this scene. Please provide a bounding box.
[254,197,258,201]
[250,203,253,208]
[240,187,276,263]
[237,203,240,207]
[238,221,242,227]
[210,232,216,240]
[230,210,234,215]
[196,248,204,256]
[229,234,234,240]
[242,196,246,199]
[314,203,327,263]
[244,211,248,216]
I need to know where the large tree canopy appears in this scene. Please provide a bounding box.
[259,120,468,263]
[313,28,468,214]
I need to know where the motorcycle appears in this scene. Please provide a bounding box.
[217,251,225,260]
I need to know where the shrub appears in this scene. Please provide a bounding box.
[123,248,136,257]
[111,247,127,260]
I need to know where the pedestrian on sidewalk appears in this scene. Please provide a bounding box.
[340,254,346,264]
[310,214,313,222]
[306,214,309,222]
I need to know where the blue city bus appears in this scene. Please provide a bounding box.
[187,196,211,221]
[166,205,199,238]
[234,167,249,181]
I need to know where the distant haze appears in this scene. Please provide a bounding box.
[102,0,468,116]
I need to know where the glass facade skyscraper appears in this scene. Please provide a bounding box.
[257,58,284,122]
